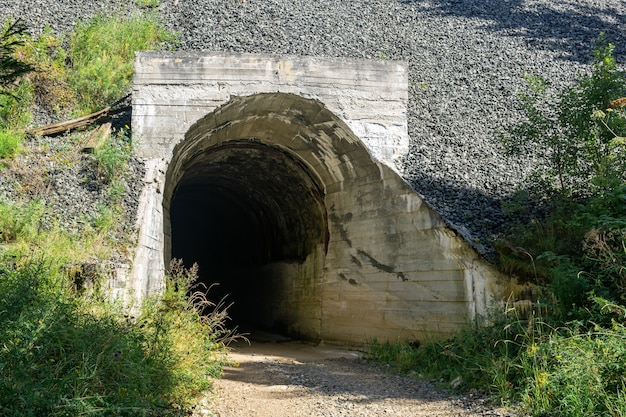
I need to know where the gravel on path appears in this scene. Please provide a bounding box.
[205,341,517,417]
[1,0,625,251]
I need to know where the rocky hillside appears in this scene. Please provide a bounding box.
[2,0,625,252]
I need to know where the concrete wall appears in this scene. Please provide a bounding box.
[132,51,409,172]
[130,52,505,344]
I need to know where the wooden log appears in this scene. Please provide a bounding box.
[29,106,111,137]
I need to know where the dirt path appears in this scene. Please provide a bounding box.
[199,339,517,417]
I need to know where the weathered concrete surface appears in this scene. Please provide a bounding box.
[130,52,506,344]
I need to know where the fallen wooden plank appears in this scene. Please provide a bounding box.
[29,106,111,137]
[82,122,112,153]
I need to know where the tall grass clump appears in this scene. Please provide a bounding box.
[0,200,232,416]
[0,255,231,416]
[68,12,175,115]
[369,36,626,417]
[93,128,133,183]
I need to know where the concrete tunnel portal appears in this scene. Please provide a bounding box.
[132,53,503,345]
[169,141,329,337]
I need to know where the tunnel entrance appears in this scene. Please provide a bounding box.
[169,141,328,341]
[131,58,503,345]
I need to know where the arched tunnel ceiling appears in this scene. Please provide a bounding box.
[164,93,383,202]
[170,141,328,268]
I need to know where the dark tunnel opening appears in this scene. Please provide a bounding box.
[169,142,328,340]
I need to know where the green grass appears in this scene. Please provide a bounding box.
[0,129,22,159]
[0,199,232,416]
[0,255,231,416]
[68,12,175,115]
[93,128,133,183]
[0,13,222,415]
[368,304,626,416]
[1,11,175,133]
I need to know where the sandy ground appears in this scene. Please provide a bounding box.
[199,338,517,417]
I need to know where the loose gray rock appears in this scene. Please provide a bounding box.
[2,0,624,253]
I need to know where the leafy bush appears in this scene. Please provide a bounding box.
[501,34,626,198]
[497,35,626,308]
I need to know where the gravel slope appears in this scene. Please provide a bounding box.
[2,0,625,250]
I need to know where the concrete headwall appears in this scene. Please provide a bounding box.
[130,52,505,344]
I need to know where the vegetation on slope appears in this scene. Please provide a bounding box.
[0,12,231,417]
[369,36,626,417]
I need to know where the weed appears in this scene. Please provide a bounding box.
[0,129,22,159]
[68,12,175,115]
[0,199,45,243]
[500,34,626,198]
[0,232,231,416]
[0,78,33,129]
[15,27,74,116]
[93,129,132,183]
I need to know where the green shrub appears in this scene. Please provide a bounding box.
[497,35,626,307]
[93,129,132,183]
[501,34,626,198]
[68,13,175,115]
[0,255,230,416]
